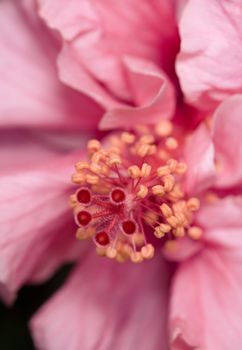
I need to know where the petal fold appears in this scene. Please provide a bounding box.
[212,95,242,188]
[31,253,171,350]
[176,0,242,111]
[100,57,176,129]
[170,246,242,350]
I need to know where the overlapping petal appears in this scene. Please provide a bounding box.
[0,0,102,130]
[212,95,242,188]
[31,253,171,350]
[100,57,175,129]
[176,0,242,111]
[0,134,87,303]
[39,0,179,104]
[170,196,242,349]
[183,123,216,195]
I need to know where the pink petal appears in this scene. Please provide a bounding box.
[0,137,85,303]
[212,95,242,188]
[170,246,242,349]
[176,0,242,111]
[57,43,120,110]
[0,0,102,130]
[0,129,90,172]
[183,123,216,195]
[39,0,179,103]
[197,195,242,231]
[31,253,171,350]
[100,57,176,129]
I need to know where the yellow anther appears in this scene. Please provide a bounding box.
[141,244,154,259]
[108,155,122,166]
[187,198,200,211]
[152,185,165,196]
[148,145,157,155]
[121,132,135,144]
[165,137,178,150]
[106,247,117,259]
[163,175,175,192]
[76,227,95,240]
[96,246,106,256]
[160,203,173,218]
[128,165,141,178]
[176,162,187,174]
[154,226,164,238]
[100,165,109,176]
[174,227,185,237]
[188,226,203,240]
[90,163,102,174]
[155,120,173,137]
[108,146,121,155]
[139,134,155,144]
[167,159,178,172]
[158,149,170,161]
[75,161,89,171]
[72,172,86,184]
[140,163,152,177]
[175,213,186,226]
[86,174,99,185]
[91,151,103,163]
[144,211,158,225]
[133,233,145,246]
[116,253,126,263]
[136,144,151,157]
[168,184,184,201]
[87,139,101,153]
[137,185,148,198]
[122,244,133,256]
[167,215,179,228]
[130,251,143,263]
[91,184,110,194]
[157,165,170,177]
[154,224,170,238]
[160,223,171,233]
[69,194,77,208]
[172,200,186,212]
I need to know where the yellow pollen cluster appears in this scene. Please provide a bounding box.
[70,124,202,263]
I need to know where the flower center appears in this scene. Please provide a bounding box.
[70,122,202,263]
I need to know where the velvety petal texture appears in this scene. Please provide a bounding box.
[0,135,85,303]
[100,57,175,129]
[170,196,242,349]
[39,0,179,105]
[183,123,216,195]
[176,0,242,111]
[212,95,242,189]
[31,253,171,350]
[0,0,102,130]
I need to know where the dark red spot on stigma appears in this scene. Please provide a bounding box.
[95,231,110,246]
[77,211,92,226]
[76,188,91,204]
[122,220,137,235]
[111,188,126,204]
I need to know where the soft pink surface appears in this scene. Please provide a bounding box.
[170,196,242,349]
[0,134,87,303]
[176,0,242,111]
[31,252,171,350]
[38,0,179,104]
[0,0,102,130]
[212,95,242,189]
[100,57,175,129]
[183,123,216,195]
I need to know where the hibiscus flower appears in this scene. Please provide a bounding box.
[1,1,242,350]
